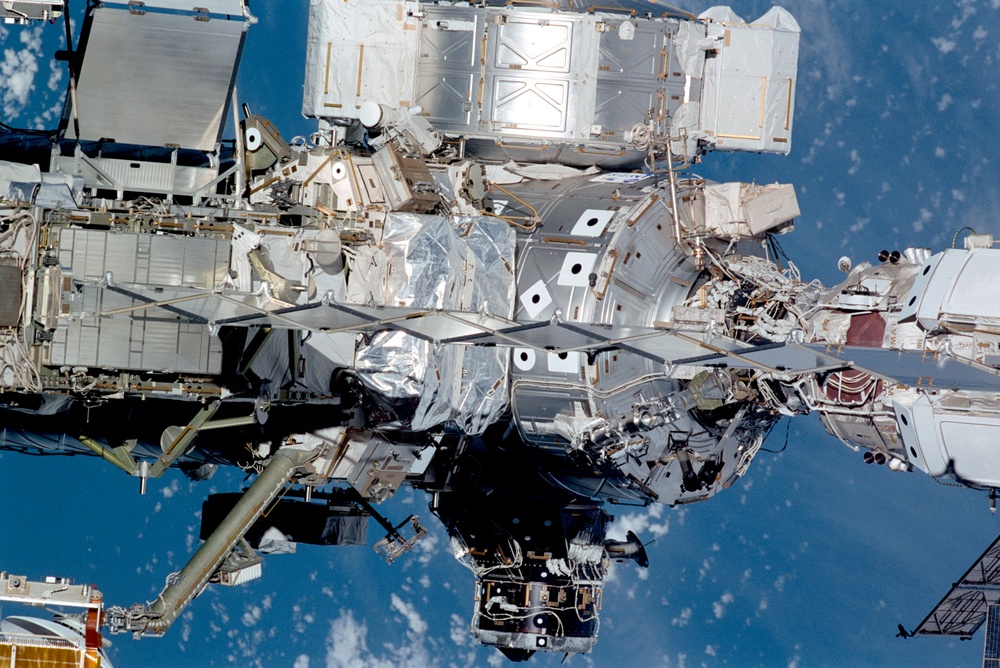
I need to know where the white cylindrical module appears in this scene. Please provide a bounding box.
[964,233,995,250]
[359,101,401,129]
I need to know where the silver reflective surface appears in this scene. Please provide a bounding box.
[354,214,516,434]
[68,7,246,150]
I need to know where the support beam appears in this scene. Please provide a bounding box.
[107,445,317,636]
[78,435,138,475]
[149,401,222,478]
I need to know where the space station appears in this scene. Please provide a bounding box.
[1,0,1000,665]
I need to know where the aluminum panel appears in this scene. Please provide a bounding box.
[138,0,245,15]
[413,7,483,131]
[50,287,222,373]
[493,17,574,73]
[159,235,227,288]
[62,231,227,289]
[95,157,177,191]
[142,321,183,371]
[594,83,660,137]
[73,321,100,367]
[412,72,477,130]
[147,237,185,286]
[594,21,671,137]
[487,76,571,134]
[69,8,245,150]
[104,234,139,284]
[939,418,1000,486]
[598,21,665,80]
[916,250,1000,329]
[50,154,220,198]
[481,11,598,140]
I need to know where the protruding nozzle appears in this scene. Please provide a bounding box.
[604,530,650,568]
[138,460,150,495]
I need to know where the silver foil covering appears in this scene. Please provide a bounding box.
[355,214,515,433]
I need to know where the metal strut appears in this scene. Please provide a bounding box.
[106,445,318,637]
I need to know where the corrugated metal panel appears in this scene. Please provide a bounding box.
[51,309,222,374]
[147,236,186,286]
[142,321,180,370]
[68,7,246,151]
[104,233,139,284]
[62,230,228,289]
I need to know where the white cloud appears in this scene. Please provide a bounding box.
[324,602,437,668]
[46,60,62,92]
[698,558,712,583]
[390,594,428,636]
[607,503,669,542]
[413,531,439,566]
[931,36,957,54]
[242,604,262,627]
[2,27,44,120]
[161,478,180,498]
[914,207,934,233]
[294,655,310,668]
[449,613,468,647]
[324,610,391,668]
[712,592,734,620]
[671,607,692,627]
